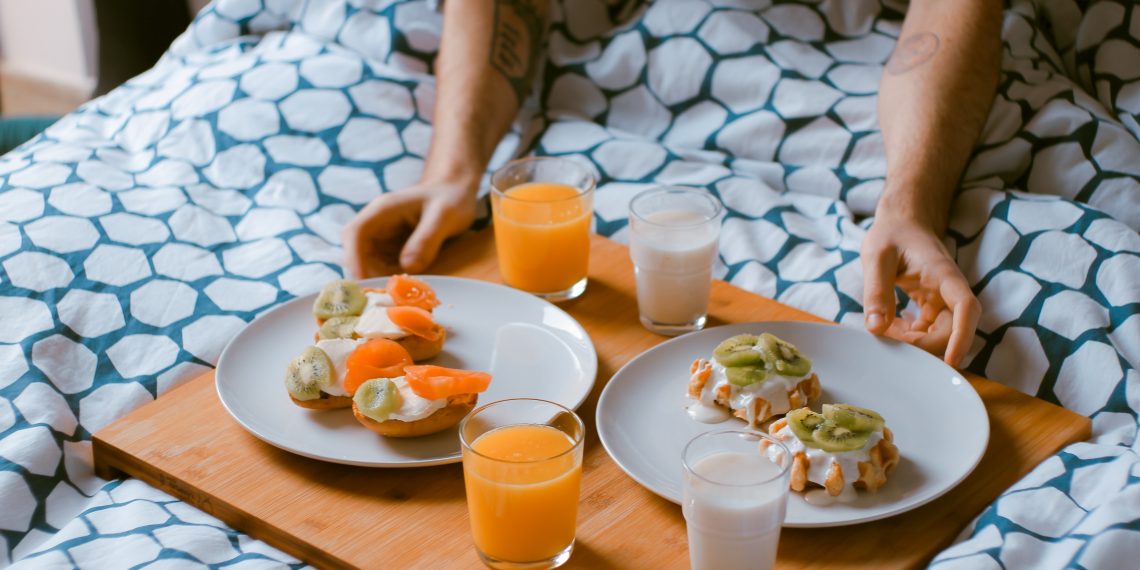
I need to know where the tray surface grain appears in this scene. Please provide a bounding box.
[94,229,1091,569]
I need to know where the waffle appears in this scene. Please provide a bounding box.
[761,417,900,496]
[688,358,822,427]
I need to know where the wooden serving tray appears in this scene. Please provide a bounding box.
[94,230,1090,569]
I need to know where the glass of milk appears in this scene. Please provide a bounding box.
[628,186,723,335]
[682,430,792,570]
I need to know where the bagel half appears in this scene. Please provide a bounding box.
[289,392,352,410]
[396,325,446,361]
[313,318,446,361]
[352,392,477,437]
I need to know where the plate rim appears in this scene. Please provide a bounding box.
[595,320,990,527]
[215,275,598,468]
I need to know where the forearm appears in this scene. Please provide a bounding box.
[877,0,1002,233]
[423,0,550,186]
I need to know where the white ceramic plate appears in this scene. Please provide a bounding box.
[216,276,597,467]
[596,322,988,527]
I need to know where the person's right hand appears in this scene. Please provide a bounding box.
[860,212,981,368]
[341,179,479,278]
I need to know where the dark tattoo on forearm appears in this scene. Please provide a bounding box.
[491,0,547,104]
[886,32,940,75]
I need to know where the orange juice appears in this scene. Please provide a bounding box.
[491,182,592,295]
[463,424,583,563]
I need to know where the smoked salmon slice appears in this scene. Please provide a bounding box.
[386,306,442,341]
[404,365,491,400]
[344,339,413,394]
[386,274,440,311]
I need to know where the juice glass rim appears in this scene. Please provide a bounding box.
[490,156,597,204]
[459,398,585,464]
[630,186,724,229]
[682,429,791,488]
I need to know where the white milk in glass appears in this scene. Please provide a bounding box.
[630,209,719,326]
[682,451,787,570]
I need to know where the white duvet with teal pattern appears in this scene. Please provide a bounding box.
[0,0,1138,567]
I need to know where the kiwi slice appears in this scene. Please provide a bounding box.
[318,316,359,340]
[354,378,403,422]
[823,404,884,432]
[786,408,826,442]
[809,423,870,452]
[284,346,335,401]
[725,365,766,387]
[313,280,366,320]
[757,333,782,366]
[713,334,764,367]
[759,333,812,377]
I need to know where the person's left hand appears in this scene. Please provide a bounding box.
[341,178,479,279]
[860,212,981,368]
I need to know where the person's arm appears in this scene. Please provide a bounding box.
[861,0,1002,367]
[343,0,550,277]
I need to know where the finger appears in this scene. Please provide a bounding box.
[939,271,982,367]
[883,310,951,356]
[341,219,364,279]
[911,296,944,333]
[344,193,419,278]
[862,243,899,335]
[883,315,919,342]
[400,204,450,273]
[912,310,952,356]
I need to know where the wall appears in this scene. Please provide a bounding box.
[0,1,215,115]
[188,0,211,17]
[0,0,97,114]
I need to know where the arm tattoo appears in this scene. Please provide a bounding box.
[886,32,940,75]
[490,0,547,104]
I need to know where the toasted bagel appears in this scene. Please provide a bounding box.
[352,392,477,437]
[396,325,446,361]
[313,322,445,361]
[289,392,352,410]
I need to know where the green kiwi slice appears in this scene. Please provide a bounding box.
[809,423,870,452]
[313,280,367,320]
[712,335,764,368]
[786,407,826,442]
[353,378,403,422]
[823,404,884,432]
[725,365,766,387]
[285,346,335,401]
[759,333,812,377]
[318,316,359,340]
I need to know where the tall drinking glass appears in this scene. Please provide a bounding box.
[629,186,723,335]
[682,429,792,570]
[460,398,585,569]
[490,157,595,302]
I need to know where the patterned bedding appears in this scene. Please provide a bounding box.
[1,0,1137,567]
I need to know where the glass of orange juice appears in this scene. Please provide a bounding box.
[490,157,595,301]
[460,398,585,569]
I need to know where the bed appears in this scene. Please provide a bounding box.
[1,0,1137,567]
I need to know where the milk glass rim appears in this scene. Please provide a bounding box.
[490,156,596,204]
[629,186,724,229]
[682,429,791,488]
[459,398,585,464]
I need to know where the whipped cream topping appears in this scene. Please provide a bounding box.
[723,362,806,423]
[767,423,884,491]
[689,358,811,425]
[354,303,408,340]
[685,360,731,423]
[804,486,858,506]
[365,291,395,307]
[314,338,365,397]
[386,376,446,422]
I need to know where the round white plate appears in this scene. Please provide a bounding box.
[216,276,597,467]
[596,321,989,527]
